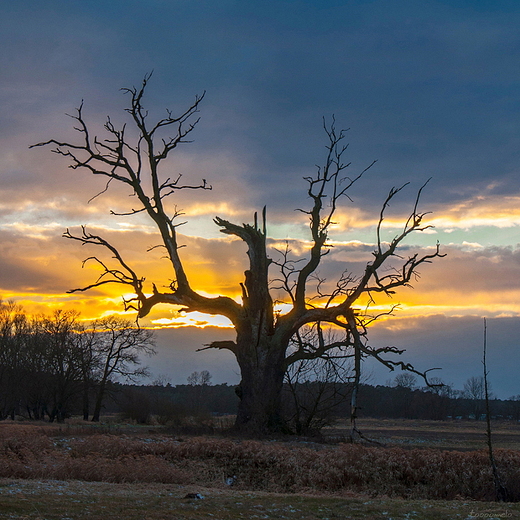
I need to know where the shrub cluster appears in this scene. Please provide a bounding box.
[0,426,518,501]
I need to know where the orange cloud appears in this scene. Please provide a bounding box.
[3,195,520,328]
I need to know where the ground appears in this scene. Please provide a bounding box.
[1,418,520,519]
[327,417,520,451]
[1,479,519,519]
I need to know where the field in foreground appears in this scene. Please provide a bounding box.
[1,420,520,518]
[1,421,520,501]
[1,479,520,520]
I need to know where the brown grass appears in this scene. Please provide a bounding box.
[334,417,520,451]
[1,422,520,502]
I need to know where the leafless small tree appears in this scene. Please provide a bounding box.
[89,316,156,422]
[283,325,355,434]
[0,300,31,419]
[187,370,212,386]
[34,310,85,422]
[463,375,486,419]
[482,318,509,501]
[393,372,418,390]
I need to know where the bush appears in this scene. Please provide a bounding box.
[0,424,519,501]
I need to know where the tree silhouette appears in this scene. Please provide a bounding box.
[393,372,418,390]
[89,316,155,422]
[32,75,444,434]
[463,375,486,419]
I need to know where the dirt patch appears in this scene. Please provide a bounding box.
[1,479,520,520]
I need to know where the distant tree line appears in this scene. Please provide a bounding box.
[84,377,520,431]
[0,300,155,422]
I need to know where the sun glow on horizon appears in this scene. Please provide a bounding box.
[3,191,520,331]
[150,312,235,329]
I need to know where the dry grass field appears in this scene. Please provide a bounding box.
[1,418,520,519]
[329,417,520,451]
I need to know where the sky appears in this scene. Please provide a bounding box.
[2,0,520,397]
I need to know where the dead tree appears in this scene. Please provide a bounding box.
[89,316,156,422]
[482,318,509,501]
[32,75,444,434]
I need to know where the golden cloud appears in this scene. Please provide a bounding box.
[324,192,520,234]
[3,202,520,326]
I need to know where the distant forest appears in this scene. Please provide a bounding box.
[21,379,519,431]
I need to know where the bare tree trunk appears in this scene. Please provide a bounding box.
[483,318,509,502]
[349,340,362,441]
[346,312,363,442]
[92,380,107,422]
[234,333,287,434]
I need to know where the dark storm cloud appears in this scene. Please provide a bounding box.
[3,0,520,215]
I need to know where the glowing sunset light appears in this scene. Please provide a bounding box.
[181,201,246,218]
[150,312,234,329]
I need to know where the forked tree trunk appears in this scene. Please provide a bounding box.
[212,210,292,434]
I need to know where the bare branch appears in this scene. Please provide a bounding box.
[197,340,237,354]
[32,76,239,321]
[63,226,145,299]
[341,182,446,307]
[292,118,376,312]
